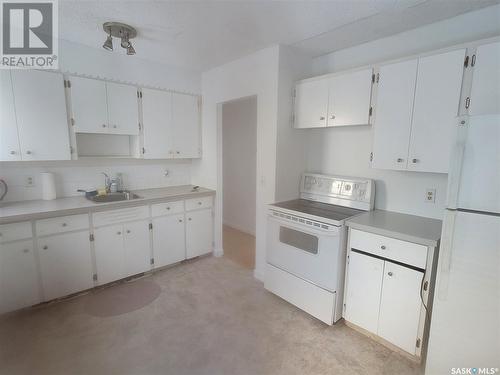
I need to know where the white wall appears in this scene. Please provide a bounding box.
[0,40,201,202]
[222,96,257,235]
[192,45,280,280]
[305,5,500,220]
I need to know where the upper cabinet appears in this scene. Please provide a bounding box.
[141,89,201,159]
[293,68,373,128]
[69,77,139,135]
[1,70,70,161]
[469,41,500,115]
[372,49,465,173]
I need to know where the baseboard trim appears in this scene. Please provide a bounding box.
[213,248,224,257]
[253,267,264,282]
[223,221,256,237]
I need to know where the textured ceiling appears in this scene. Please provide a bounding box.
[59,0,500,71]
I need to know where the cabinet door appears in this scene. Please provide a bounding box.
[294,78,329,128]
[152,214,185,268]
[328,68,373,126]
[186,209,213,259]
[378,261,423,355]
[94,225,126,285]
[123,220,151,276]
[70,76,109,133]
[106,82,139,135]
[171,93,201,158]
[11,70,70,160]
[142,88,174,159]
[469,41,500,115]
[408,49,465,173]
[372,59,417,170]
[344,251,384,334]
[38,231,93,300]
[0,240,40,314]
[0,71,21,161]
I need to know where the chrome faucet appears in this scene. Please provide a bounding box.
[101,172,111,192]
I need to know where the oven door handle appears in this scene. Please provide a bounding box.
[268,215,340,236]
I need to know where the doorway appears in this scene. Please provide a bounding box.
[221,96,257,269]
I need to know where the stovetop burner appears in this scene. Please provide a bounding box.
[271,199,364,223]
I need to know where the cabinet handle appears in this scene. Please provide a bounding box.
[198,202,202,205]
[320,116,325,121]
[117,231,122,235]
[126,230,131,234]
[387,272,393,277]
[23,249,30,253]
[397,158,403,163]
[179,219,183,223]
[10,151,16,155]
[176,151,180,154]
[412,158,419,163]
[102,124,107,128]
[113,125,117,128]
[42,245,48,250]
[188,218,192,221]
[166,207,171,210]
[330,115,335,120]
[26,150,32,155]
[380,245,386,250]
[61,223,67,227]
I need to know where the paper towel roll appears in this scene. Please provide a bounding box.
[41,172,56,200]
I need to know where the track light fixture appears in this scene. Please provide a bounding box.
[102,22,137,55]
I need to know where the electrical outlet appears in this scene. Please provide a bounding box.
[24,176,34,187]
[425,188,436,203]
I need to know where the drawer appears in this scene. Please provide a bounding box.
[185,196,213,211]
[93,205,149,227]
[350,228,427,269]
[151,200,184,217]
[0,222,32,243]
[36,214,89,236]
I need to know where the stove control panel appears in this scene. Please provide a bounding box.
[300,173,375,210]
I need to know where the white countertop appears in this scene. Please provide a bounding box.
[346,209,442,247]
[0,185,215,224]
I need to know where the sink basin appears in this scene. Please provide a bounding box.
[88,191,141,203]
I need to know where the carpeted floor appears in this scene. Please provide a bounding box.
[0,256,423,375]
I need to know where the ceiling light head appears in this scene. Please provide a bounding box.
[102,22,137,55]
[102,34,113,51]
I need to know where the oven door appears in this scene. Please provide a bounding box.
[266,215,342,291]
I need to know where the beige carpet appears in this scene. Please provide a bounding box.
[0,256,422,375]
[223,225,255,269]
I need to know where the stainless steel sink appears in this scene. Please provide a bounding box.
[87,191,141,203]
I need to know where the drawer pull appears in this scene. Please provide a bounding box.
[61,223,67,227]
[23,249,30,253]
[387,272,393,277]
[179,219,183,223]
[117,231,122,235]
[381,245,386,250]
[126,230,131,234]
[188,218,192,221]
[42,245,48,250]
[166,207,171,210]
[198,202,202,205]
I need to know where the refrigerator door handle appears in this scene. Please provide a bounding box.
[445,116,468,210]
[437,210,457,301]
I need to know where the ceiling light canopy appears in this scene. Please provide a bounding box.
[102,22,137,55]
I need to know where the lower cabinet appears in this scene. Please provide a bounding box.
[0,239,40,314]
[94,220,151,285]
[38,231,94,301]
[152,214,186,268]
[186,209,213,259]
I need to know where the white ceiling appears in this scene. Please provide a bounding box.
[59,0,499,71]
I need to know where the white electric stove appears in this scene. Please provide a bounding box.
[265,173,375,325]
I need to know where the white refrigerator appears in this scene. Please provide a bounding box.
[425,114,500,374]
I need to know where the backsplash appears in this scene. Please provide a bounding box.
[0,160,191,202]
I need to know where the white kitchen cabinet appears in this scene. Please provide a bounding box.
[378,261,424,355]
[152,214,186,268]
[69,76,109,133]
[38,231,93,301]
[106,82,139,135]
[372,59,417,170]
[94,220,151,285]
[123,220,151,276]
[0,71,21,161]
[0,240,40,314]
[171,93,201,158]
[10,70,70,161]
[328,68,373,127]
[408,49,465,173]
[94,224,126,285]
[469,41,500,115]
[294,78,329,128]
[344,251,384,334]
[141,88,173,159]
[186,209,213,259]
[372,49,465,173]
